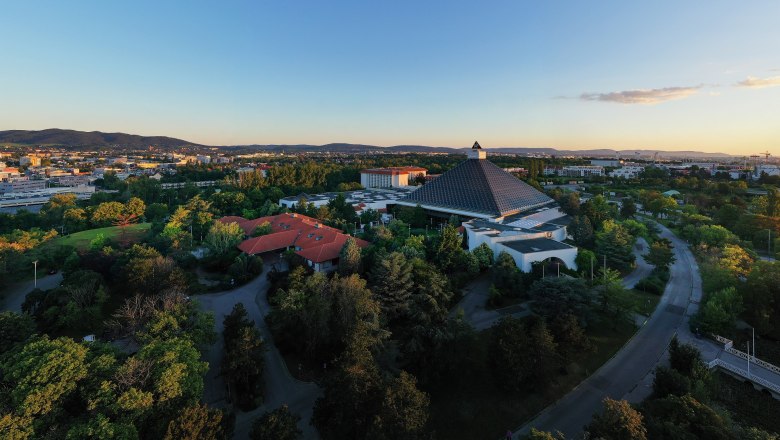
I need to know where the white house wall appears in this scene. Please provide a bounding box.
[496,244,578,272]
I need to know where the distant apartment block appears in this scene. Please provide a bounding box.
[360,166,427,188]
[196,155,212,164]
[0,178,46,194]
[609,165,645,179]
[590,159,622,167]
[55,175,92,187]
[543,166,604,177]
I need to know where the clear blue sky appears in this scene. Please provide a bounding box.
[2,1,779,154]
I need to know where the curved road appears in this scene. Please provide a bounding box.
[197,266,321,439]
[0,273,63,312]
[514,223,701,438]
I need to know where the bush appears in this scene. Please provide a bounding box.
[635,276,665,295]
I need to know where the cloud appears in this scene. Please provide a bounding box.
[579,86,700,104]
[736,75,780,88]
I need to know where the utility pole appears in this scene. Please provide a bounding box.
[33,260,38,288]
[542,263,545,278]
[557,262,560,277]
[590,255,594,281]
[747,342,751,377]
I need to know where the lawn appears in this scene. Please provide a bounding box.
[628,289,661,317]
[43,223,151,251]
[427,315,637,440]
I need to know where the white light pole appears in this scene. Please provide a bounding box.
[33,260,38,288]
[747,341,751,377]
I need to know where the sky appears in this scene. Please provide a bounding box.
[1,1,779,154]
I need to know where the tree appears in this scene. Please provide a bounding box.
[620,197,637,218]
[585,398,647,440]
[435,224,463,272]
[581,195,614,229]
[595,220,635,272]
[549,313,591,364]
[145,203,169,222]
[570,215,594,247]
[370,252,413,321]
[668,336,706,380]
[222,305,265,410]
[205,221,244,255]
[91,201,125,226]
[652,366,691,398]
[164,403,226,440]
[250,405,302,440]
[1,336,89,417]
[251,221,273,237]
[472,243,494,271]
[529,277,593,324]
[558,192,581,216]
[644,239,675,269]
[575,248,596,279]
[136,337,208,404]
[339,237,362,275]
[596,268,634,325]
[0,311,36,355]
[368,371,430,440]
[646,196,677,218]
[741,261,780,335]
[492,251,523,296]
[63,207,88,232]
[490,316,559,392]
[642,395,731,440]
[125,197,147,218]
[694,287,742,335]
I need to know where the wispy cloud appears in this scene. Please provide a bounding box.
[737,75,780,88]
[580,86,700,104]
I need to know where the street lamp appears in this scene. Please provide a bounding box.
[32,260,38,288]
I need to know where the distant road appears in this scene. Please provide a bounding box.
[0,273,63,312]
[514,222,699,438]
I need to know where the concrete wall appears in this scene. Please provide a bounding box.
[495,243,578,272]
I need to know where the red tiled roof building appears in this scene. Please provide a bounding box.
[218,213,368,272]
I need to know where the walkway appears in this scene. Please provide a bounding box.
[0,273,63,312]
[449,275,530,331]
[513,222,703,438]
[197,264,321,439]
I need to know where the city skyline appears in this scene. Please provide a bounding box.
[2,1,779,154]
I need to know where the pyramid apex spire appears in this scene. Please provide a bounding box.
[468,141,486,159]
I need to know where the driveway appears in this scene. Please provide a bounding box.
[0,273,63,312]
[513,221,707,438]
[197,266,321,439]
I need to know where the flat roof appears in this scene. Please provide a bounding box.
[501,238,574,254]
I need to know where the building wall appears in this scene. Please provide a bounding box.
[496,243,578,272]
[0,179,46,194]
[360,172,409,188]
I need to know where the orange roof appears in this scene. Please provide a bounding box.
[219,213,368,263]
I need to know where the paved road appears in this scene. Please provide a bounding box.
[0,273,63,312]
[197,266,321,440]
[514,223,700,438]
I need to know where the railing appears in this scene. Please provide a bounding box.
[712,334,733,349]
[709,359,780,394]
[724,347,780,375]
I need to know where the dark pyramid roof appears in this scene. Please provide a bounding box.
[472,141,482,149]
[399,157,553,217]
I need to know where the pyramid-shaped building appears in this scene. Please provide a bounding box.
[396,142,554,219]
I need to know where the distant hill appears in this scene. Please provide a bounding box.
[0,129,201,148]
[243,143,736,159]
[0,129,737,159]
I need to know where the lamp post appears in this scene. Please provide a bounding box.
[557,262,560,277]
[33,260,38,288]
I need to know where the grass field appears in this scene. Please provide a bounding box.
[43,223,151,251]
[428,316,637,440]
[629,288,661,317]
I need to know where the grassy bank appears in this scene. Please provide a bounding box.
[428,316,637,440]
